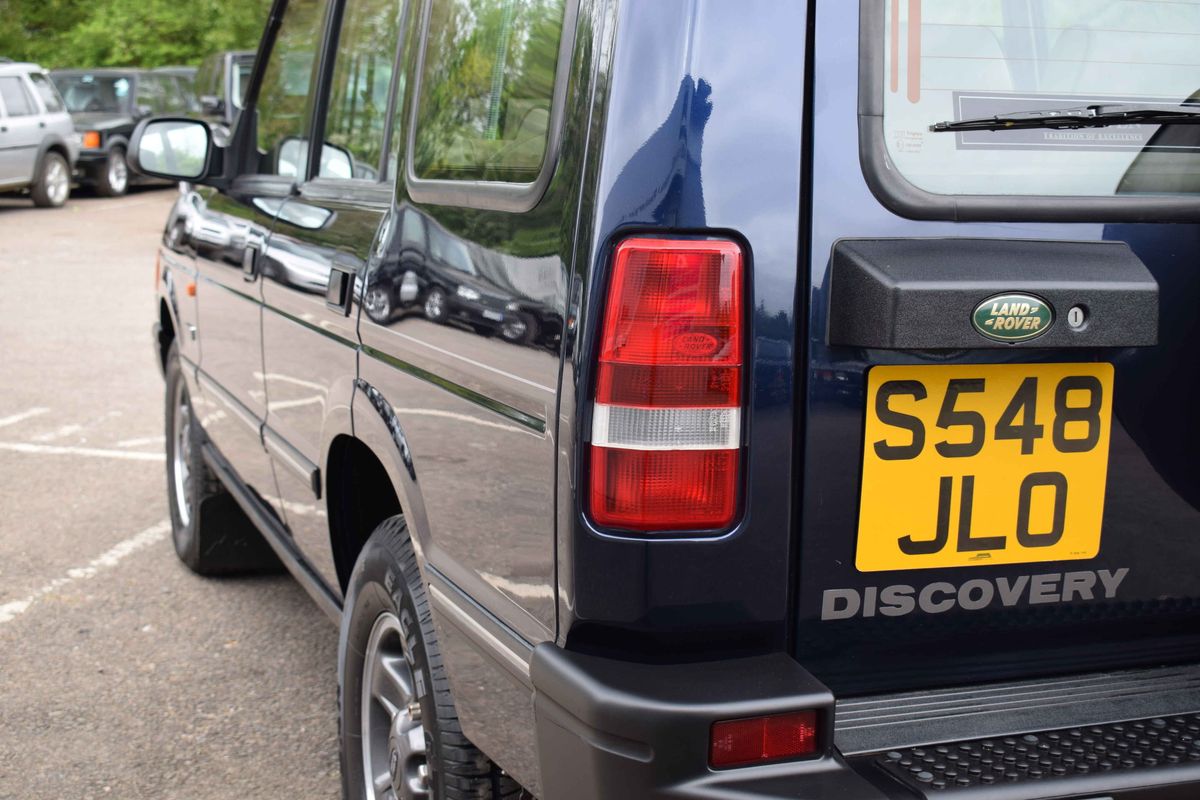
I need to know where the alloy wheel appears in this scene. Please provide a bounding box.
[109,152,128,195]
[362,612,429,800]
[171,380,192,529]
[45,158,69,206]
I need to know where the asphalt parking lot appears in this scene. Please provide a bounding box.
[0,189,341,799]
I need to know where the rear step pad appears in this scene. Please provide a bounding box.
[857,713,1200,797]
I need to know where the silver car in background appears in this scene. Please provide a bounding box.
[0,61,77,208]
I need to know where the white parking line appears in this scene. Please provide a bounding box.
[0,407,49,429]
[0,520,171,625]
[31,424,85,442]
[116,435,166,448]
[0,442,165,461]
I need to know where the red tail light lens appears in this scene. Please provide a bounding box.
[710,711,819,769]
[589,237,743,532]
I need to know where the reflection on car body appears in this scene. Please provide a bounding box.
[363,204,563,349]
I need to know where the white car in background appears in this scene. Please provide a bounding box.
[0,61,77,207]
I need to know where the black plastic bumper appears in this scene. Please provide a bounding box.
[529,644,888,799]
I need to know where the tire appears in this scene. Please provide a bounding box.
[423,288,448,323]
[364,285,394,324]
[30,151,70,208]
[95,147,129,197]
[164,342,280,575]
[500,314,537,346]
[339,517,522,800]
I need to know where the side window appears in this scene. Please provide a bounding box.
[400,206,426,248]
[233,60,254,109]
[136,75,166,114]
[195,54,221,101]
[0,77,36,116]
[27,74,64,113]
[162,76,190,113]
[412,0,566,183]
[318,0,405,180]
[254,0,330,178]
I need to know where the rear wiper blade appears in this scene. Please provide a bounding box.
[930,103,1200,133]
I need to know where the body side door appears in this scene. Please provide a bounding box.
[0,74,43,185]
[258,0,408,592]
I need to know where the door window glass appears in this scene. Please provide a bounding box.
[234,59,254,109]
[400,206,426,247]
[412,0,565,183]
[255,0,330,178]
[196,54,222,101]
[0,77,36,116]
[881,0,1200,197]
[319,0,405,180]
[136,75,167,114]
[28,74,64,113]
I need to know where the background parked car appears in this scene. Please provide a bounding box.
[193,50,254,143]
[0,61,77,208]
[50,68,190,196]
[154,65,200,114]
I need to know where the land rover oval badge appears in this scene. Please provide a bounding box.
[972,293,1054,342]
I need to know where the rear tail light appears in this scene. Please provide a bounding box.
[589,237,744,532]
[710,711,819,768]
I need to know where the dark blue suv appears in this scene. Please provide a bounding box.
[132,0,1200,797]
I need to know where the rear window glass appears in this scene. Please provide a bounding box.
[412,0,565,183]
[881,0,1200,197]
[28,73,64,113]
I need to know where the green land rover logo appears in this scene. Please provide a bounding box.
[972,293,1054,342]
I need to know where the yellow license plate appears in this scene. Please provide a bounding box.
[856,362,1114,572]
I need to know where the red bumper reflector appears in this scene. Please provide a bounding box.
[709,711,819,768]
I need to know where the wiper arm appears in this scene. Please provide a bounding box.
[930,103,1200,133]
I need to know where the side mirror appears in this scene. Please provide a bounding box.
[199,95,224,116]
[129,117,217,182]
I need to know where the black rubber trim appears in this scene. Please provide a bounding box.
[200,439,341,622]
[530,645,893,799]
[857,0,1200,223]
[838,664,1200,757]
[262,425,321,498]
[827,238,1158,349]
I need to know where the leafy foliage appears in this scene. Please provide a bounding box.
[0,0,272,69]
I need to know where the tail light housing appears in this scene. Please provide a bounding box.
[588,237,744,533]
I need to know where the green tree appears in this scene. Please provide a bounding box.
[0,0,272,68]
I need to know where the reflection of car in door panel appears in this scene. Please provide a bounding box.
[135,0,1200,799]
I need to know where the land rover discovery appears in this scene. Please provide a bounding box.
[131,1,1200,798]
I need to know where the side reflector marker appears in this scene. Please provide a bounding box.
[710,711,820,769]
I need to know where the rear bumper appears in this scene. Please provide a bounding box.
[529,644,884,799]
[530,645,1200,799]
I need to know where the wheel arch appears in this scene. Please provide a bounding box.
[326,379,434,593]
[34,136,72,181]
[157,296,177,372]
